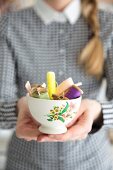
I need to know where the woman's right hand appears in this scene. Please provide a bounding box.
[16,97,42,141]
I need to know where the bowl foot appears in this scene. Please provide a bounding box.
[39,125,67,134]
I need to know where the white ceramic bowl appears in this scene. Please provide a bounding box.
[27,94,82,134]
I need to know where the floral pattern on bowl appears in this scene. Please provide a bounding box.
[46,102,77,123]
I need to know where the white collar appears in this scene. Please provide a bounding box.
[34,0,81,25]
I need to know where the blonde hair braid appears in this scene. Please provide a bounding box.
[80,0,104,78]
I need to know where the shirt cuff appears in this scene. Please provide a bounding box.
[0,100,18,129]
[101,101,113,126]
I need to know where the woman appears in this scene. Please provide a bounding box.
[0,0,113,169]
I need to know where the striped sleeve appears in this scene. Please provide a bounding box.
[0,18,18,129]
[101,102,113,126]
[0,101,18,129]
[100,35,113,127]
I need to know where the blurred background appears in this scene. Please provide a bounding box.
[0,0,113,170]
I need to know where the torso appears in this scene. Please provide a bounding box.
[3,8,113,170]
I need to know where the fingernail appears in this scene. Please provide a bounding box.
[40,139,46,142]
[49,135,55,138]
[38,138,46,142]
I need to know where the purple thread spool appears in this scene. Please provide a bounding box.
[65,86,81,99]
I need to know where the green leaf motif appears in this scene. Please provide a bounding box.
[47,119,53,121]
[59,102,69,115]
[58,116,65,122]
[54,106,57,109]
[48,115,54,118]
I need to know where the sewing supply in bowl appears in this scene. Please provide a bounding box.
[25,82,50,99]
[47,72,57,99]
[64,85,83,99]
[25,72,83,100]
[56,77,74,96]
[25,72,83,134]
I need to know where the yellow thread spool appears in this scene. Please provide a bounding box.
[47,72,56,99]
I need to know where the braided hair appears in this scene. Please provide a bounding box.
[80,0,104,78]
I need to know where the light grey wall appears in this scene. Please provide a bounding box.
[98,2,113,13]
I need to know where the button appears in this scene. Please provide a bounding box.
[60,49,66,55]
[59,156,64,161]
[54,13,60,19]
[59,29,64,34]
[58,70,64,76]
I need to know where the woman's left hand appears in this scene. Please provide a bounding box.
[37,99,102,142]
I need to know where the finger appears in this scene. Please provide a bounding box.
[18,117,41,130]
[48,128,74,141]
[17,116,38,124]
[73,113,93,135]
[37,134,58,142]
[72,124,90,138]
[48,127,87,142]
[18,111,39,125]
[77,134,88,140]
[16,127,42,141]
[48,113,92,141]
[48,123,88,141]
[18,112,30,121]
[48,129,86,142]
[48,134,65,141]
[66,115,78,128]
[76,103,86,118]
[67,102,88,128]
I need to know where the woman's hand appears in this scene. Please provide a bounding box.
[16,97,42,141]
[37,99,102,142]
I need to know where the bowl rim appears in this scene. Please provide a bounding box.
[26,93,82,102]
